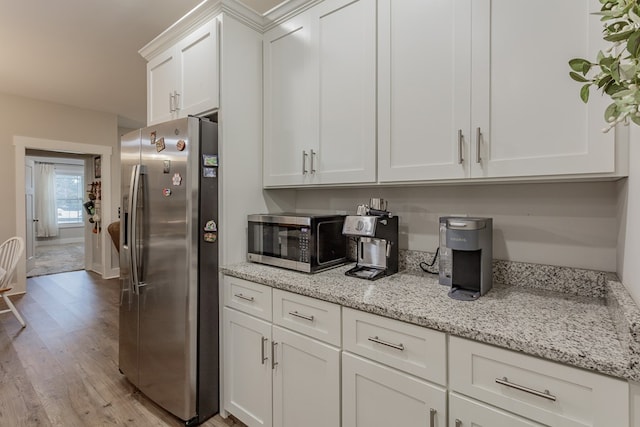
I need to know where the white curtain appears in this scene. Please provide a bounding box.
[34,163,58,237]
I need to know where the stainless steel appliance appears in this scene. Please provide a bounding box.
[342,212,399,280]
[247,213,347,273]
[119,117,218,425]
[439,217,493,300]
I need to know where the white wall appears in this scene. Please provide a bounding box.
[294,180,619,272]
[618,125,640,304]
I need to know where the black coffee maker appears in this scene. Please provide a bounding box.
[439,217,493,300]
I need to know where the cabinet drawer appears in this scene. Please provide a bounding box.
[449,336,629,427]
[342,307,446,385]
[223,275,272,321]
[272,289,341,346]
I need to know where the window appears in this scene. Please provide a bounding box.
[55,166,84,225]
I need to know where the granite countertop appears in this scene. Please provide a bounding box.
[221,261,640,382]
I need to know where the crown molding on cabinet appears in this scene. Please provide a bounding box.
[262,0,323,31]
[139,0,264,60]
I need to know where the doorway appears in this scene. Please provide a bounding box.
[25,152,88,277]
[14,136,115,296]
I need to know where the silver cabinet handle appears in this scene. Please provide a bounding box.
[174,90,181,110]
[457,129,464,164]
[271,341,278,369]
[261,336,268,365]
[169,92,175,112]
[476,127,482,163]
[495,377,557,402]
[310,149,316,173]
[302,150,308,175]
[289,311,314,322]
[429,409,436,427]
[367,336,404,351]
[455,419,462,427]
[234,293,255,302]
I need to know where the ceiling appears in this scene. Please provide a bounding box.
[0,0,282,129]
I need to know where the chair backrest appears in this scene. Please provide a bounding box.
[0,237,24,289]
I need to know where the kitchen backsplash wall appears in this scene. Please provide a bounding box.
[292,181,618,272]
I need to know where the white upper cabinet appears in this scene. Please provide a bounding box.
[146,18,219,126]
[470,0,614,178]
[264,11,314,187]
[379,0,621,183]
[378,0,471,182]
[263,0,376,187]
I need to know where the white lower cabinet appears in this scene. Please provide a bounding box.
[222,307,272,427]
[450,392,544,427]
[342,352,446,427]
[272,325,340,427]
[222,277,341,427]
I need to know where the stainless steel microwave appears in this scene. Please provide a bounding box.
[247,213,348,273]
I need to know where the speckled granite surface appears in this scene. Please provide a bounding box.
[221,261,640,382]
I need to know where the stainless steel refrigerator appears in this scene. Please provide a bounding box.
[119,116,219,425]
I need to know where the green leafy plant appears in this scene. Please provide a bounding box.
[569,0,640,132]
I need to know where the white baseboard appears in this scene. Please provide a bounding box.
[36,237,84,247]
[104,267,120,279]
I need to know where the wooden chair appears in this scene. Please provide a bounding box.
[0,237,26,328]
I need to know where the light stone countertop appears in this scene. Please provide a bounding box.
[221,262,638,382]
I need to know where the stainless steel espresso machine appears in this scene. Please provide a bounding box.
[342,199,399,280]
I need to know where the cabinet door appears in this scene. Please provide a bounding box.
[272,326,340,427]
[450,392,545,427]
[177,18,219,118]
[263,12,314,187]
[147,48,178,125]
[378,0,471,182]
[311,0,376,185]
[470,0,614,178]
[223,308,272,427]
[342,352,446,427]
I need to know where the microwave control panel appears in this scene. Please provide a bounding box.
[299,227,310,262]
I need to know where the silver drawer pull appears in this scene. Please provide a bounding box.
[429,408,436,427]
[367,336,405,351]
[261,336,268,365]
[455,420,462,427]
[495,377,557,402]
[289,311,314,322]
[234,293,255,302]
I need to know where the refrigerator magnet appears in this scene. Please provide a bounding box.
[150,131,156,144]
[176,140,186,151]
[163,160,171,174]
[203,232,217,243]
[202,154,218,167]
[162,188,172,197]
[204,220,217,232]
[202,167,216,178]
[172,173,182,186]
[156,137,166,152]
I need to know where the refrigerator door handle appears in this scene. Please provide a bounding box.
[130,164,142,294]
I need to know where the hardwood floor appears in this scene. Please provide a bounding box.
[0,271,245,427]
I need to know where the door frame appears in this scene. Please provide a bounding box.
[14,136,115,295]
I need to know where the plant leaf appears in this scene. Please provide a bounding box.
[570,71,590,82]
[604,29,635,42]
[631,114,640,126]
[604,103,619,122]
[627,30,640,57]
[580,84,591,103]
[569,58,592,73]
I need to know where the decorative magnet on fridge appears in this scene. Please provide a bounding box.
[156,137,166,152]
[176,140,186,151]
[202,154,218,167]
[204,220,217,232]
[203,232,217,243]
[162,188,172,197]
[172,173,182,186]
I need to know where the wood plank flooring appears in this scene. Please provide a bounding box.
[0,271,245,427]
